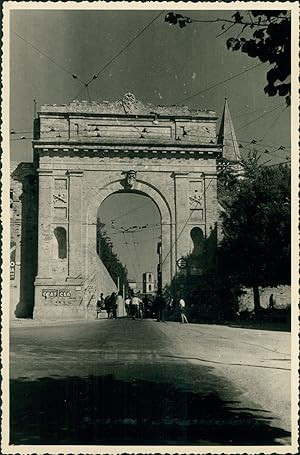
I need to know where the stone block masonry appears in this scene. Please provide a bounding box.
[10,162,38,318]
[15,93,223,320]
[238,285,291,312]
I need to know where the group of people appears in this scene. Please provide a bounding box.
[154,293,188,324]
[96,292,124,319]
[96,292,188,324]
[96,292,145,320]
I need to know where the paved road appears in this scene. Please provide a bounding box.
[10,319,292,446]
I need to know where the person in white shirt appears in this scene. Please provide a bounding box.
[131,295,141,320]
[179,297,188,324]
[125,296,131,318]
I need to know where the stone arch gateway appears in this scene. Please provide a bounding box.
[33,94,221,319]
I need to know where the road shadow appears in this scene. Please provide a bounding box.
[10,374,290,445]
[226,322,290,332]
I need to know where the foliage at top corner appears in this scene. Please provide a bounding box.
[165,10,291,105]
[226,11,291,105]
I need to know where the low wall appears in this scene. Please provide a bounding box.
[238,285,291,312]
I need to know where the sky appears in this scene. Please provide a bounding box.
[8,5,292,285]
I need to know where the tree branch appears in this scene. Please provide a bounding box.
[216,23,236,38]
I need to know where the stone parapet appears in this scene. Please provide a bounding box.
[39,93,216,118]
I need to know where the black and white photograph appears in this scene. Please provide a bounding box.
[2,2,299,453]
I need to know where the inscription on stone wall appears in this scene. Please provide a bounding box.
[42,289,72,298]
[10,241,16,280]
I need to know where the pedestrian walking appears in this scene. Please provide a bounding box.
[131,295,140,320]
[111,292,117,319]
[179,297,188,324]
[269,293,275,309]
[125,296,131,318]
[138,298,144,320]
[104,295,110,319]
[96,292,104,319]
[104,293,114,319]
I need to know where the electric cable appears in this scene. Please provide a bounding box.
[9,126,290,151]
[236,103,286,132]
[232,101,284,120]
[161,178,214,267]
[259,106,287,142]
[9,99,286,138]
[10,131,291,163]
[72,11,164,101]
[13,30,86,85]
[11,12,164,142]
[175,62,264,105]
[111,203,147,223]
[131,231,143,278]
[123,231,140,280]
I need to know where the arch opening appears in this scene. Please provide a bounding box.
[54,227,67,259]
[97,191,162,296]
[190,227,204,256]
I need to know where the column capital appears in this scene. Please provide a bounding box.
[171,171,189,179]
[37,168,52,176]
[204,172,218,179]
[67,170,84,177]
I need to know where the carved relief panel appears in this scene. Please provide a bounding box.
[53,178,68,220]
[188,180,204,221]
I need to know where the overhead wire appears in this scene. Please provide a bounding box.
[236,103,286,132]
[259,106,287,142]
[11,12,164,143]
[175,62,264,105]
[11,32,290,166]
[9,125,290,152]
[110,203,147,223]
[72,11,164,101]
[10,132,291,163]
[13,30,86,85]
[11,17,291,281]
[161,178,214,268]
[107,224,160,235]
[12,13,291,163]
[10,99,287,139]
[220,134,290,162]
[232,101,284,120]
[131,231,143,276]
[123,231,140,279]
[10,99,284,136]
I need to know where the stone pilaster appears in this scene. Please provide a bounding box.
[173,172,190,261]
[67,170,83,278]
[36,169,52,278]
[160,221,173,287]
[203,172,218,235]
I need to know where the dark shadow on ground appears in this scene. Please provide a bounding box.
[225,308,291,332]
[10,374,290,445]
[225,322,290,332]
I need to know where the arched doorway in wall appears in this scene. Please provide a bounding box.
[190,227,205,256]
[97,191,162,296]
